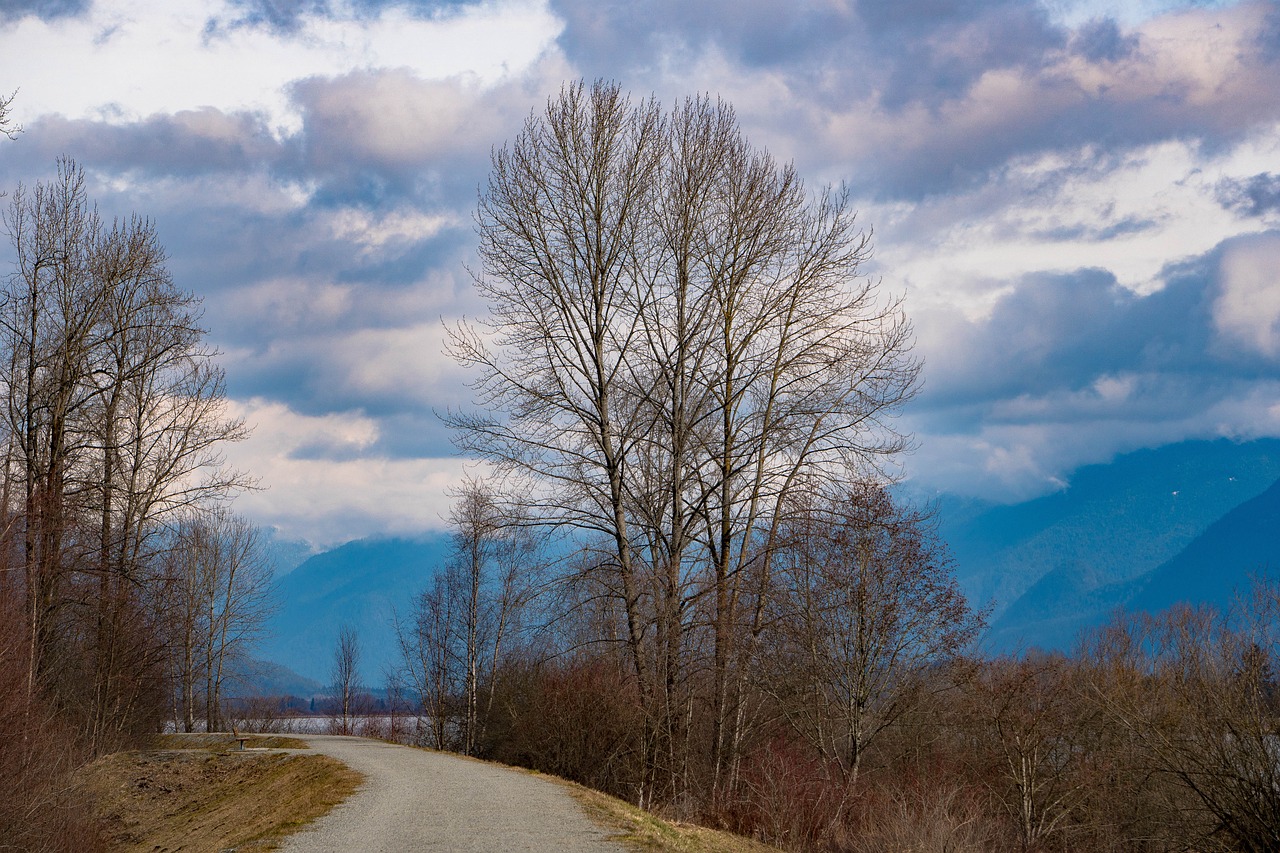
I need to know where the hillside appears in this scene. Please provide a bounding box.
[254,535,451,684]
[934,438,1280,651]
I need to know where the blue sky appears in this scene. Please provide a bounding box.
[2,0,1278,545]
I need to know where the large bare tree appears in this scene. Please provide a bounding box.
[448,81,918,805]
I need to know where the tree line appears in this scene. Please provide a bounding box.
[0,156,271,850]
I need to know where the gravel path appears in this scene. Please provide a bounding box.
[277,735,628,852]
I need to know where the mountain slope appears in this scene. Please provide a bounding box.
[255,535,450,684]
[935,438,1280,652]
[1124,475,1280,616]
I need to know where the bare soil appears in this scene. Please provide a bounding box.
[81,734,362,852]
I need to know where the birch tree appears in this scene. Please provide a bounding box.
[164,510,272,732]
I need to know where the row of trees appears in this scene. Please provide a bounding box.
[398,489,1280,850]
[0,156,271,848]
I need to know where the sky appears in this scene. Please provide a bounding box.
[1,0,1278,546]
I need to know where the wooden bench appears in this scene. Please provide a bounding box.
[231,728,250,751]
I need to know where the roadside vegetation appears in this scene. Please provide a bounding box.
[383,80,1280,852]
[0,155,272,849]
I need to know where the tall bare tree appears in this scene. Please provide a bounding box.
[332,623,360,736]
[448,81,918,805]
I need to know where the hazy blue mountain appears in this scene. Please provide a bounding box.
[986,475,1280,651]
[934,438,1280,652]
[226,657,325,699]
[1123,475,1280,616]
[260,529,316,577]
[254,535,451,684]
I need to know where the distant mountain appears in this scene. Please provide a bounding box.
[226,657,325,699]
[1123,475,1280,616]
[260,529,316,577]
[934,438,1280,652]
[254,535,451,684]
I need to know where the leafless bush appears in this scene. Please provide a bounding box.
[727,737,849,850]
[848,783,999,853]
[483,653,643,800]
[0,595,105,852]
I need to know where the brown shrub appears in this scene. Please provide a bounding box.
[0,594,106,852]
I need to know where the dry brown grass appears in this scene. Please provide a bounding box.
[82,737,362,852]
[555,779,784,853]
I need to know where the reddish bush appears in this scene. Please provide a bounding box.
[0,594,105,852]
[483,653,643,800]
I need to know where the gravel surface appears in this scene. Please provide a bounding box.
[276,735,628,852]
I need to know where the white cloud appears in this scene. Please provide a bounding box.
[2,0,562,133]
[224,397,474,545]
[869,128,1280,335]
[322,206,457,257]
[1214,233,1280,358]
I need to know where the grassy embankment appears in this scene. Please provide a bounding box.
[566,781,782,852]
[81,733,362,852]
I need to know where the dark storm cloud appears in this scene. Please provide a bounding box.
[553,0,1280,200]
[1216,172,1280,216]
[0,0,88,24]
[918,233,1280,433]
[15,110,286,177]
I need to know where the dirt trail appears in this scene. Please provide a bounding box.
[277,735,627,852]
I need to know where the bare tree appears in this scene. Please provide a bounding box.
[449,478,537,755]
[399,577,458,748]
[397,477,537,753]
[448,80,918,806]
[159,510,273,733]
[766,484,982,788]
[968,654,1098,851]
[332,624,360,736]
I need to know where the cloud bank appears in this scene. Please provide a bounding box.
[2,0,1278,543]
